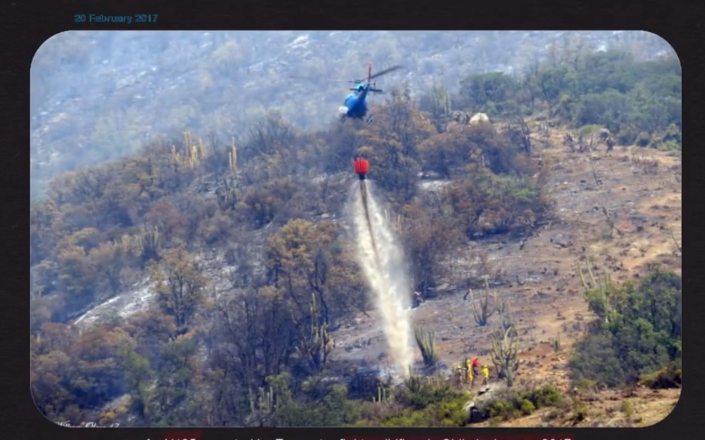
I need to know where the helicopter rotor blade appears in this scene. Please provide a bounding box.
[289,75,355,83]
[369,65,403,80]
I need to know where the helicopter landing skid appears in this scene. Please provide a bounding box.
[340,114,347,123]
[365,113,374,125]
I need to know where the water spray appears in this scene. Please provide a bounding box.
[350,157,413,379]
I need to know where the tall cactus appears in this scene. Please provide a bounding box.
[188,134,207,168]
[469,277,498,326]
[170,144,181,174]
[229,137,238,174]
[428,82,452,131]
[432,83,452,120]
[198,137,207,162]
[216,176,239,211]
[497,299,515,336]
[404,366,423,393]
[578,258,615,323]
[169,132,208,171]
[247,386,276,427]
[551,332,562,352]
[414,325,438,367]
[372,386,392,404]
[138,224,161,262]
[117,234,136,257]
[490,325,520,387]
[295,293,334,370]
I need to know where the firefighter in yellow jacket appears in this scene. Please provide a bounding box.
[482,364,490,385]
[465,358,474,384]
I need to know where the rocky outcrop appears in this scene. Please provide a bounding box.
[470,112,490,125]
[465,382,509,423]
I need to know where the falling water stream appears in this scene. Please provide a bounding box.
[348,180,413,378]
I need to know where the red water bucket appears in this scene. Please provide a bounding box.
[354,158,369,174]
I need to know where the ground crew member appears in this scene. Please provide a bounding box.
[472,357,480,379]
[465,358,473,384]
[482,365,490,385]
[454,364,463,385]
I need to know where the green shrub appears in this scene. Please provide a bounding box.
[621,400,634,417]
[575,378,597,393]
[442,173,552,239]
[402,381,462,410]
[663,123,682,144]
[617,126,638,145]
[480,385,562,422]
[636,131,651,147]
[379,388,472,427]
[569,332,628,387]
[571,403,589,424]
[569,267,682,388]
[519,399,535,415]
[520,384,563,408]
[486,398,519,420]
[638,362,682,389]
[655,140,680,152]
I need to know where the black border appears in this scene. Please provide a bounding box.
[5,0,704,438]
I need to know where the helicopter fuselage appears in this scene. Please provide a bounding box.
[342,86,370,119]
[337,62,401,124]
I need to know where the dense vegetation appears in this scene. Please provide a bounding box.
[476,384,564,423]
[30,47,681,426]
[570,264,682,389]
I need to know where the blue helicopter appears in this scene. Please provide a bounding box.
[292,62,403,125]
[337,62,403,124]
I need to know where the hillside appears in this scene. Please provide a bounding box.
[30,31,674,198]
[29,37,681,428]
[334,129,681,427]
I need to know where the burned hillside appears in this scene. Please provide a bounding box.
[30,47,681,427]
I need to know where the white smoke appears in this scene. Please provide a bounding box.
[347,181,414,378]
